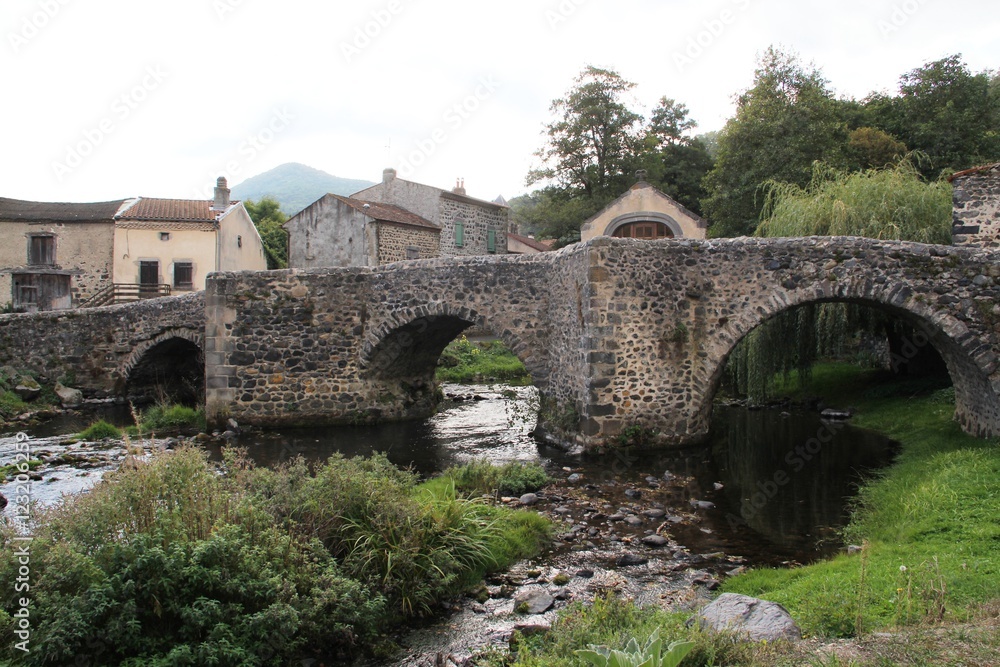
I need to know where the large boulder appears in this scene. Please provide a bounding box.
[54,382,83,409]
[514,589,554,615]
[695,593,801,642]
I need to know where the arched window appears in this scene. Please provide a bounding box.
[612,221,674,239]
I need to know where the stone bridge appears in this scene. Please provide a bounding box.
[202,237,1000,447]
[1,237,998,447]
[0,293,205,402]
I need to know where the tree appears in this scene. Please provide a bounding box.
[702,47,850,237]
[244,197,288,269]
[865,55,1000,179]
[844,127,908,171]
[527,66,645,201]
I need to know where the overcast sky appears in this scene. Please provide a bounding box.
[2,0,996,205]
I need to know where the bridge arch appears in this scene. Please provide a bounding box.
[360,303,545,386]
[119,328,205,403]
[699,272,1000,438]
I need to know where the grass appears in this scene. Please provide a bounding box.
[436,336,532,385]
[78,419,122,440]
[127,403,207,435]
[0,448,551,665]
[441,459,551,497]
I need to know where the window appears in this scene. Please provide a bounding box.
[454,221,465,248]
[405,246,420,260]
[612,221,673,239]
[29,235,55,265]
[159,232,171,241]
[487,229,496,253]
[173,262,193,288]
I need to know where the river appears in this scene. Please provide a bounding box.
[0,384,896,665]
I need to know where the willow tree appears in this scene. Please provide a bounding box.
[728,158,953,402]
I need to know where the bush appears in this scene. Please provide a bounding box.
[0,448,550,664]
[436,337,532,385]
[78,420,122,440]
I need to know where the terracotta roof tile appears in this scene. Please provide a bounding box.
[330,195,439,230]
[508,233,551,252]
[116,221,218,232]
[0,197,127,222]
[117,198,233,223]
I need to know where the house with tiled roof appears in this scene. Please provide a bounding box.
[0,178,266,311]
[284,193,441,268]
[0,197,128,310]
[113,178,266,295]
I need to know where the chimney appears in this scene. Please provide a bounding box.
[452,178,466,196]
[382,167,397,184]
[213,176,230,210]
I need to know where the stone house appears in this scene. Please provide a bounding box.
[284,194,441,268]
[579,175,707,243]
[113,178,267,295]
[0,178,266,311]
[0,197,126,311]
[950,162,1000,248]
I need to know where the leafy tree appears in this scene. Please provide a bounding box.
[522,70,714,241]
[844,127,908,171]
[527,66,645,199]
[244,196,289,269]
[702,47,850,237]
[865,55,1000,179]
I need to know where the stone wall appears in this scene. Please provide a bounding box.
[952,164,1000,248]
[0,292,204,395]
[284,195,372,268]
[376,224,440,263]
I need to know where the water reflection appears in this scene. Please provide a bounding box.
[708,406,898,556]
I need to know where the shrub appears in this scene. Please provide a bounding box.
[445,459,550,497]
[140,403,206,432]
[78,419,122,440]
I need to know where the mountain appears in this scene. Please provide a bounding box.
[231,163,376,215]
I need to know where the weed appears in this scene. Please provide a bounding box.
[78,419,122,440]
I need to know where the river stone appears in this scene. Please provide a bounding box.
[690,499,715,510]
[624,488,642,499]
[54,382,83,409]
[820,408,852,420]
[575,569,594,578]
[608,513,625,522]
[513,621,551,636]
[14,377,41,402]
[519,493,539,506]
[514,589,554,615]
[567,473,582,483]
[553,506,572,515]
[642,508,666,519]
[624,515,643,526]
[615,554,649,567]
[641,534,669,548]
[695,593,802,642]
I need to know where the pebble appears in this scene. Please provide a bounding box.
[615,554,649,567]
[567,473,582,483]
[641,534,670,548]
[641,509,666,519]
[624,489,642,499]
[624,515,643,526]
[575,569,595,578]
[553,506,572,515]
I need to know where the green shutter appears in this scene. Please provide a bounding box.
[455,221,464,247]
[487,229,496,253]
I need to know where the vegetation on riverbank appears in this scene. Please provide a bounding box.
[437,336,532,385]
[0,449,550,665]
[491,362,999,666]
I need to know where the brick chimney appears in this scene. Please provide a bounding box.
[452,178,466,196]
[212,176,230,210]
[383,167,397,184]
